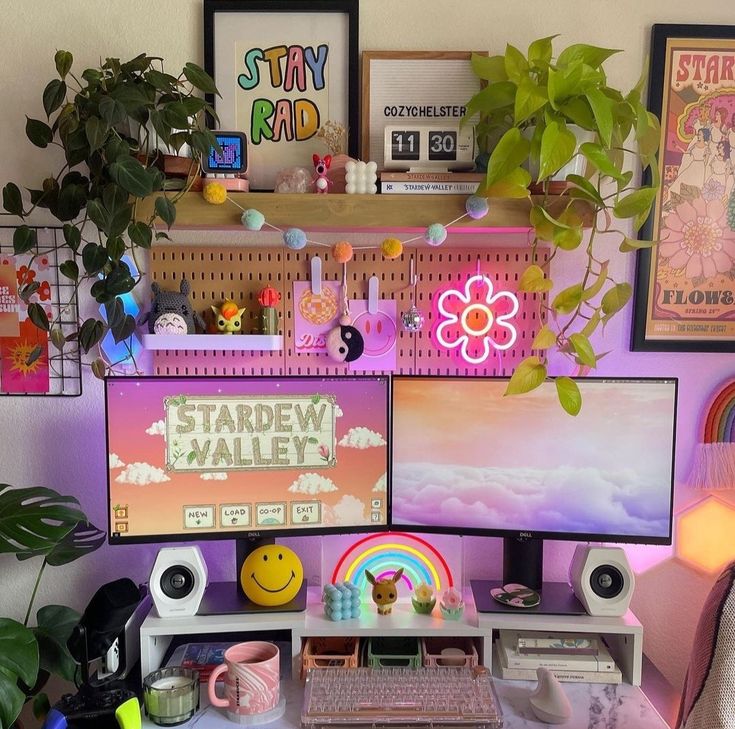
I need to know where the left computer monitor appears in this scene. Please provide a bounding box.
[105,375,390,544]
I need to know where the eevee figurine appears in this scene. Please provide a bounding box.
[366,568,404,615]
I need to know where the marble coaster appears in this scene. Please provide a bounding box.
[490,582,541,608]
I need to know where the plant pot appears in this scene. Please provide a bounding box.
[523,124,595,189]
[411,597,436,614]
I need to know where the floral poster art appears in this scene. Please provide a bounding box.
[0,253,51,393]
[636,29,735,349]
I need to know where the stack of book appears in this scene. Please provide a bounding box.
[379,171,484,195]
[494,630,623,684]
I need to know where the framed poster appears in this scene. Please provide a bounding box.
[204,0,359,191]
[361,51,486,170]
[633,24,735,351]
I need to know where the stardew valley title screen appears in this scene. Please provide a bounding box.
[106,377,388,539]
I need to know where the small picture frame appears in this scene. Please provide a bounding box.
[633,24,735,352]
[361,51,486,171]
[204,0,359,191]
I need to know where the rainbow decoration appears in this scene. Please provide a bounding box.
[330,532,454,595]
[689,379,735,489]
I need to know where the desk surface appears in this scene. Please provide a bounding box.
[144,677,670,729]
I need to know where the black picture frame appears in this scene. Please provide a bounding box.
[204,0,359,191]
[632,23,735,352]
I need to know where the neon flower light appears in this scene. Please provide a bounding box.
[435,273,519,364]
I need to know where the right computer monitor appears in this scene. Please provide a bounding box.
[391,376,677,545]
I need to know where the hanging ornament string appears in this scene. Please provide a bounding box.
[201,182,490,258]
[325,263,365,363]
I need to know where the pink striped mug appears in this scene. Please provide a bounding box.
[207,641,280,718]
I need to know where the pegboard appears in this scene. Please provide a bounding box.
[150,245,548,377]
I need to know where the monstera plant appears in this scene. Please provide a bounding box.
[1,50,220,377]
[466,37,661,413]
[0,485,104,729]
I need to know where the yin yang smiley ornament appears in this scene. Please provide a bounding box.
[326,314,364,362]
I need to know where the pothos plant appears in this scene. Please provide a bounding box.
[0,484,105,729]
[466,37,661,414]
[1,51,220,377]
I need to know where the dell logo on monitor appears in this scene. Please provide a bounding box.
[247,531,262,538]
[519,532,534,539]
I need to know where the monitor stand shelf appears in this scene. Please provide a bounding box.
[139,586,644,686]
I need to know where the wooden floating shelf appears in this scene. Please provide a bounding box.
[142,334,283,351]
[136,192,592,232]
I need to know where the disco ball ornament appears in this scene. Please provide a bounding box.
[401,305,425,332]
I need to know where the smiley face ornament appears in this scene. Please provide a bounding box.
[240,544,304,607]
[326,263,364,363]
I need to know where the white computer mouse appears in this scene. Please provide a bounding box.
[529,667,573,724]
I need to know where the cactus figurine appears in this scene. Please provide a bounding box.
[258,285,281,335]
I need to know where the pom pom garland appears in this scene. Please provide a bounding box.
[242,209,265,231]
[381,237,403,259]
[284,228,307,250]
[424,223,447,247]
[332,240,354,263]
[465,195,489,220]
[202,181,227,205]
[205,188,489,254]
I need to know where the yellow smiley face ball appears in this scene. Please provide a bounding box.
[240,545,304,607]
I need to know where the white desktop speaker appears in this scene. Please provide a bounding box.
[569,545,635,617]
[149,546,208,618]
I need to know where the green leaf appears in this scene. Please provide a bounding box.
[538,120,577,181]
[504,44,529,84]
[464,82,516,118]
[553,222,583,250]
[33,605,81,682]
[619,236,656,253]
[49,327,66,350]
[552,283,583,314]
[0,618,38,729]
[42,79,66,118]
[2,183,23,216]
[555,377,582,416]
[128,221,153,249]
[601,282,632,315]
[581,261,610,301]
[107,202,133,239]
[85,117,108,152]
[82,242,108,274]
[108,157,154,198]
[183,62,219,95]
[54,50,73,79]
[471,53,508,82]
[106,235,126,261]
[13,226,36,254]
[0,485,84,557]
[514,78,548,124]
[154,195,176,229]
[566,174,604,205]
[27,303,50,332]
[26,117,53,148]
[581,310,602,338]
[569,332,596,367]
[547,63,583,109]
[186,451,197,465]
[160,100,191,129]
[485,128,530,187]
[559,97,596,129]
[613,187,658,219]
[78,318,105,353]
[112,314,137,344]
[505,356,547,395]
[585,88,614,147]
[98,95,127,127]
[105,261,135,295]
[33,692,51,720]
[19,282,40,302]
[579,142,625,181]
[518,264,553,293]
[481,167,531,198]
[145,68,179,92]
[532,324,557,349]
[44,522,105,567]
[557,43,621,69]
[91,357,107,379]
[86,199,109,231]
[528,35,557,66]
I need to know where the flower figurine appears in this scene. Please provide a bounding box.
[439,587,464,620]
[411,582,436,615]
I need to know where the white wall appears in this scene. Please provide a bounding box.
[1,0,734,698]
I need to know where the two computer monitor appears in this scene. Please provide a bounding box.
[106,375,676,547]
